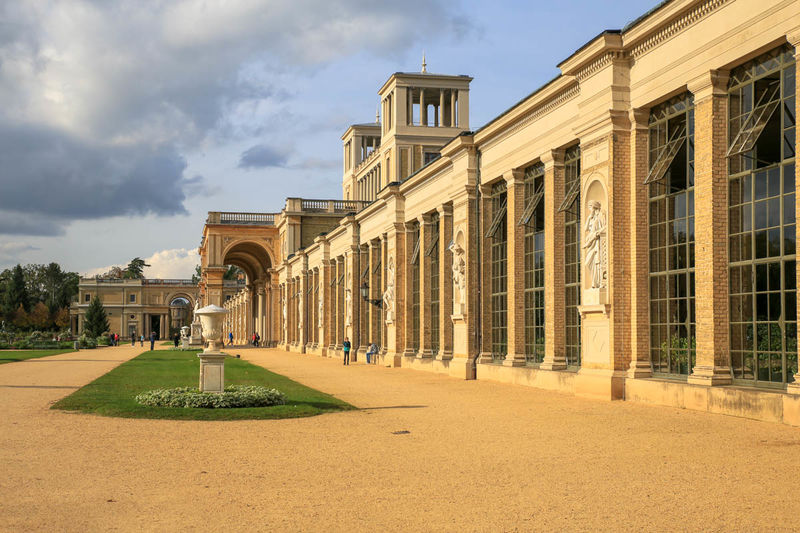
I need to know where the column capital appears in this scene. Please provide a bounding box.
[786,26,800,47]
[436,203,453,217]
[503,168,525,188]
[540,148,566,170]
[687,69,729,101]
[418,212,434,225]
[629,107,650,130]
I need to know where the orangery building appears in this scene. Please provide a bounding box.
[199,0,800,425]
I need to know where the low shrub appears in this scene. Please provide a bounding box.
[14,339,32,349]
[96,336,110,346]
[60,341,75,349]
[135,385,287,409]
[0,341,9,349]
[78,334,97,349]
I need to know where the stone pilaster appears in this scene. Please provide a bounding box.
[541,150,567,370]
[478,184,494,364]
[335,256,344,351]
[419,213,434,358]
[385,224,405,366]
[403,221,418,357]
[789,30,800,390]
[628,108,652,378]
[322,259,334,352]
[299,270,308,353]
[504,169,528,366]
[438,203,454,359]
[688,69,732,386]
[357,245,369,357]
[346,246,360,357]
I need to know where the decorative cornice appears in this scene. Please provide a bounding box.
[629,0,731,59]
[481,83,580,150]
[575,51,625,82]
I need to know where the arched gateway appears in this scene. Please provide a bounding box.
[199,212,279,346]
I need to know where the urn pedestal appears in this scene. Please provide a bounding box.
[194,305,229,393]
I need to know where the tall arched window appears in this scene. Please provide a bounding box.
[410,222,421,352]
[728,45,796,386]
[428,212,440,354]
[647,93,696,376]
[521,163,545,364]
[486,181,508,361]
[562,146,582,368]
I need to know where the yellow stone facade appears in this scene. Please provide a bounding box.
[199,0,800,425]
[70,278,199,339]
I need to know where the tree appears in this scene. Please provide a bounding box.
[191,264,202,284]
[54,307,70,329]
[12,304,29,329]
[223,265,243,280]
[3,265,29,318]
[29,302,51,330]
[83,296,109,337]
[123,257,150,279]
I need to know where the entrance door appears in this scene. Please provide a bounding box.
[150,315,161,339]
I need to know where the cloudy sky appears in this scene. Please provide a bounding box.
[0,0,649,278]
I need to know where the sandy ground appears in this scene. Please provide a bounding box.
[1,346,799,532]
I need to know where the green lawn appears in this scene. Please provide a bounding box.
[51,349,354,420]
[0,349,77,364]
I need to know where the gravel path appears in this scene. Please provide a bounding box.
[1,346,799,532]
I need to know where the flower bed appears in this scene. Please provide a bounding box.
[135,385,286,409]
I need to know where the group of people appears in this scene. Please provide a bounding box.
[341,338,379,365]
[108,331,155,349]
[223,332,262,347]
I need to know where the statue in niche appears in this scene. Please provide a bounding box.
[344,269,353,327]
[448,241,466,312]
[297,291,303,330]
[344,288,352,327]
[318,289,324,329]
[282,294,287,339]
[583,200,608,289]
[383,257,395,323]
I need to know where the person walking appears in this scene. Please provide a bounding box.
[140,334,144,347]
[228,331,234,346]
[366,342,378,364]
[149,331,156,351]
[255,333,260,348]
[131,333,136,346]
[342,337,351,365]
[173,332,180,348]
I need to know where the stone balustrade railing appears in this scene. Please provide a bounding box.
[207,212,276,225]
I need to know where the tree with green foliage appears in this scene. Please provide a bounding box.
[223,265,243,280]
[29,301,51,330]
[83,295,109,337]
[123,257,150,279]
[12,304,30,329]
[191,264,202,284]
[3,265,29,318]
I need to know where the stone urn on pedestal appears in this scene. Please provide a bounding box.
[180,325,190,349]
[194,304,229,393]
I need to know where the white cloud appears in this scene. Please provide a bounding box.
[84,248,199,280]
[143,248,200,279]
[0,241,40,269]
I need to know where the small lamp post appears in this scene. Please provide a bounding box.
[360,282,382,308]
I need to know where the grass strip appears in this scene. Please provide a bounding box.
[0,349,77,364]
[51,349,354,420]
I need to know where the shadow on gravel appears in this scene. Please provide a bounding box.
[0,384,81,389]
[360,405,427,410]
[20,359,125,363]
